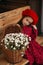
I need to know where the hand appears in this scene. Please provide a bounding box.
[32,25,37,30]
[16,24,21,27]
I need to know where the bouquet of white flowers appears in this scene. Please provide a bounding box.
[2,33,31,50]
[1,33,31,63]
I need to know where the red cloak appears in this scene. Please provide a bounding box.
[22,26,43,65]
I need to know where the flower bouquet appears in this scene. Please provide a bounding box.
[1,25,31,64]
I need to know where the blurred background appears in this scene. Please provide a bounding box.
[0,0,43,36]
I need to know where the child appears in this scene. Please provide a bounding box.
[18,9,43,65]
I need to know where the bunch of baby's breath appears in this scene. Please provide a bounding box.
[1,33,31,50]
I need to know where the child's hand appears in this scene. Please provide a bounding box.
[32,25,37,30]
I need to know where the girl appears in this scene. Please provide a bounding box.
[18,9,43,65]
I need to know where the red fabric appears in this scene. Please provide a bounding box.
[22,9,39,25]
[22,26,43,65]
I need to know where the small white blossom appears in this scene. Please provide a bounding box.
[12,37,15,40]
[20,37,23,40]
[6,43,9,45]
[13,47,16,50]
[11,46,13,48]
[24,42,29,46]
[15,39,19,43]
[21,41,23,45]
[29,37,31,41]
[5,46,7,49]
[18,45,20,47]
[15,43,18,46]
[11,40,14,43]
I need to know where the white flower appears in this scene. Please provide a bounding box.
[15,39,19,43]
[18,45,20,47]
[6,43,9,45]
[14,33,18,36]
[12,33,16,36]
[15,43,18,46]
[19,33,24,36]
[11,40,14,43]
[11,46,13,48]
[5,45,7,49]
[20,36,23,40]
[21,41,23,45]
[12,37,15,41]
[24,42,29,46]
[29,37,31,41]
[13,47,16,50]
[22,47,25,49]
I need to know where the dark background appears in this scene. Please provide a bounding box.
[0,0,42,36]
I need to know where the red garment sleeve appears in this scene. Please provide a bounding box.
[31,28,38,40]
